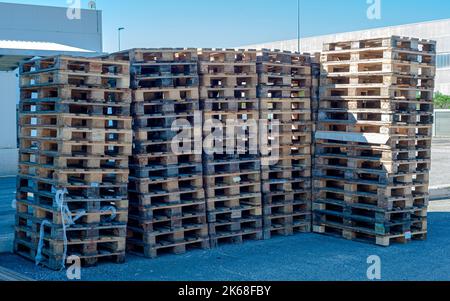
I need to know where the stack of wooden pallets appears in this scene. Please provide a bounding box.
[109,49,209,258]
[13,35,436,270]
[198,49,263,247]
[14,56,132,269]
[314,36,436,246]
[257,50,313,239]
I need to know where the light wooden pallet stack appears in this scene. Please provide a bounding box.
[109,49,209,258]
[15,56,132,269]
[314,36,436,246]
[198,49,263,247]
[257,50,313,239]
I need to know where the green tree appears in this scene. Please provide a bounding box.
[434,92,450,109]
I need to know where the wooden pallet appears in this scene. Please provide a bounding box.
[133,87,199,102]
[318,98,433,114]
[257,49,312,66]
[315,158,430,180]
[209,219,263,248]
[133,74,198,90]
[263,214,311,240]
[207,202,262,221]
[17,174,128,200]
[201,98,259,112]
[130,153,202,168]
[257,86,310,99]
[317,122,433,136]
[17,188,128,212]
[15,219,127,244]
[132,99,199,116]
[200,73,258,88]
[206,190,261,211]
[202,111,260,126]
[132,139,199,155]
[261,154,312,170]
[20,112,132,129]
[205,178,261,200]
[132,61,198,76]
[19,153,129,170]
[127,224,209,258]
[20,130,132,149]
[133,112,195,132]
[16,200,128,226]
[313,201,427,230]
[200,87,257,100]
[129,173,202,190]
[108,48,198,63]
[21,85,132,103]
[130,163,202,179]
[14,237,126,270]
[20,70,130,90]
[128,199,206,224]
[20,56,130,75]
[315,140,432,159]
[260,97,311,111]
[314,176,426,202]
[322,36,436,53]
[18,163,129,184]
[198,48,257,64]
[262,165,311,179]
[313,220,427,246]
[315,139,432,155]
[128,189,205,208]
[203,158,260,175]
[20,99,131,117]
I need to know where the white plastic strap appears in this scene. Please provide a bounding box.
[35,188,117,270]
[35,220,52,266]
[35,187,86,270]
[100,206,117,222]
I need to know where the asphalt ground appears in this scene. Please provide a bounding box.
[0,204,449,281]
[0,138,449,281]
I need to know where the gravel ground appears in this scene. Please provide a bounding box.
[0,209,449,281]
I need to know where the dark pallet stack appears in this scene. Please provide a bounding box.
[109,49,209,258]
[198,49,263,247]
[257,50,313,239]
[15,56,132,269]
[314,36,436,246]
[310,52,322,125]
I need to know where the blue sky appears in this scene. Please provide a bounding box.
[2,0,450,52]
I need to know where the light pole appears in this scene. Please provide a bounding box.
[118,27,125,51]
[297,0,300,53]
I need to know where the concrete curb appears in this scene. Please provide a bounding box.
[0,234,13,254]
[430,186,450,200]
[0,266,35,281]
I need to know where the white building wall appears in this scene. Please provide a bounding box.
[0,2,102,52]
[436,67,450,95]
[0,3,103,176]
[243,19,450,94]
[244,19,450,53]
[0,71,19,176]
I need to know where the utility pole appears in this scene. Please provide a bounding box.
[297,0,300,53]
[118,27,125,51]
